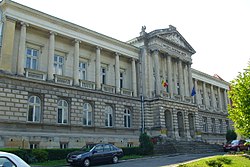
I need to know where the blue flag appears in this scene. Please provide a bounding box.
[191,87,196,96]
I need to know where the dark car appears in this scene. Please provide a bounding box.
[223,139,250,152]
[66,143,124,167]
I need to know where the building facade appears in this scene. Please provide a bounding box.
[0,0,232,149]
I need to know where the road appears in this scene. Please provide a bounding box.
[93,153,223,167]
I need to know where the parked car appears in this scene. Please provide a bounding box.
[66,143,124,167]
[223,139,250,152]
[0,151,30,167]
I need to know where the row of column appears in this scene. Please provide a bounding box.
[152,50,192,99]
[17,22,137,97]
[194,79,228,111]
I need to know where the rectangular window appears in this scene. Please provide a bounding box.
[226,120,230,131]
[101,67,106,84]
[177,82,180,95]
[211,118,216,133]
[60,142,68,149]
[30,143,38,149]
[120,72,124,88]
[215,95,219,108]
[219,119,223,133]
[202,117,208,132]
[127,142,133,147]
[79,62,87,80]
[200,90,204,104]
[208,92,212,106]
[26,48,39,70]
[54,54,64,75]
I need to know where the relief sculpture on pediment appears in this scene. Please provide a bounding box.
[165,34,186,48]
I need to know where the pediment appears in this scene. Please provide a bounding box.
[148,26,196,54]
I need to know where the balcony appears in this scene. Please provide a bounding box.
[101,84,115,94]
[79,79,95,90]
[120,88,133,96]
[173,94,181,101]
[54,74,73,86]
[160,90,170,98]
[184,96,192,103]
[24,68,47,81]
[198,104,206,110]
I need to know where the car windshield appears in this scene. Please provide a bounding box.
[231,140,239,145]
[80,144,96,152]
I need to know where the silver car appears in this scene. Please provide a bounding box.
[0,151,30,167]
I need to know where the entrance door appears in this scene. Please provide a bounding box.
[188,113,195,138]
[177,111,184,138]
[164,110,172,137]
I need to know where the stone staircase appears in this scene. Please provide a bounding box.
[154,140,223,155]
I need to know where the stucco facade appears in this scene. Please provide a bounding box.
[0,0,232,149]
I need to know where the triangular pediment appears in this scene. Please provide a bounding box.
[148,25,196,54]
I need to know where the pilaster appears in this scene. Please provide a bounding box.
[48,31,56,80]
[132,58,137,97]
[95,46,101,90]
[167,55,173,98]
[115,53,120,93]
[73,39,80,86]
[153,50,160,96]
[178,59,184,99]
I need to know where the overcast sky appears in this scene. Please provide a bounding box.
[12,0,250,82]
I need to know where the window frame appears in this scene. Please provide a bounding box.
[27,95,41,122]
[57,100,69,124]
[79,61,87,80]
[83,102,92,126]
[54,53,65,75]
[105,105,113,127]
[124,108,131,128]
[25,47,39,70]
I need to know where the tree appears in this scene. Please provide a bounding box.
[139,132,154,155]
[226,129,237,142]
[228,63,250,138]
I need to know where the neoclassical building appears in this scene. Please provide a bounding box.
[0,0,232,149]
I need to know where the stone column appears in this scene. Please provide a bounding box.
[141,47,147,97]
[95,47,101,90]
[73,39,80,86]
[172,109,180,140]
[17,22,28,75]
[194,79,198,104]
[224,89,228,111]
[162,56,167,92]
[148,52,153,97]
[184,64,189,96]
[218,87,222,111]
[178,59,184,99]
[188,63,193,96]
[203,82,208,107]
[115,53,120,93]
[167,55,173,98]
[211,85,215,109]
[153,50,160,96]
[48,31,56,80]
[173,61,177,94]
[0,17,16,72]
[132,58,137,97]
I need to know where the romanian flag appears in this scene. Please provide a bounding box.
[162,80,168,88]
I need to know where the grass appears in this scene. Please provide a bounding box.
[178,155,250,167]
[30,155,143,166]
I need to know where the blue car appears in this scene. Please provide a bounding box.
[66,143,124,167]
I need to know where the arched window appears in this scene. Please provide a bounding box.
[124,108,131,128]
[83,103,92,126]
[28,96,41,122]
[105,106,113,127]
[58,100,68,124]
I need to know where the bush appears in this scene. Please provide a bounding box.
[139,132,154,155]
[32,149,48,162]
[217,157,232,164]
[206,160,223,167]
[226,130,237,142]
[122,147,141,156]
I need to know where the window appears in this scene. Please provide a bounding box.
[0,157,16,167]
[202,117,208,132]
[94,145,104,153]
[208,92,212,106]
[79,62,87,80]
[127,142,133,147]
[83,103,92,126]
[225,120,230,131]
[120,72,124,88]
[215,94,219,108]
[211,118,216,133]
[103,144,111,152]
[177,82,180,95]
[30,143,39,149]
[219,119,223,133]
[200,90,204,104]
[101,67,106,84]
[28,96,41,122]
[54,54,64,75]
[105,105,113,127]
[26,47,39,70]
[57,100,68,124]
[60,142,68,149]
[124,108,131,128]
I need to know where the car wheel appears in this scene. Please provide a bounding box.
[237,147,240,152]
[112,156,119,164]
[83,158,90,167]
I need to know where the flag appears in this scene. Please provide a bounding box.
[191,87,196,96]
[162,80,168,88]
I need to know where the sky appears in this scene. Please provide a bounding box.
[12,0,250,82]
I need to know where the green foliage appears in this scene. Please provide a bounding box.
[139,132,154,155]
[228,64,250,138]
[32,149,48,162]
[205,160,223,167]
[217,157,232,164]
[121,147,141,156]
[226,129,237,142]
